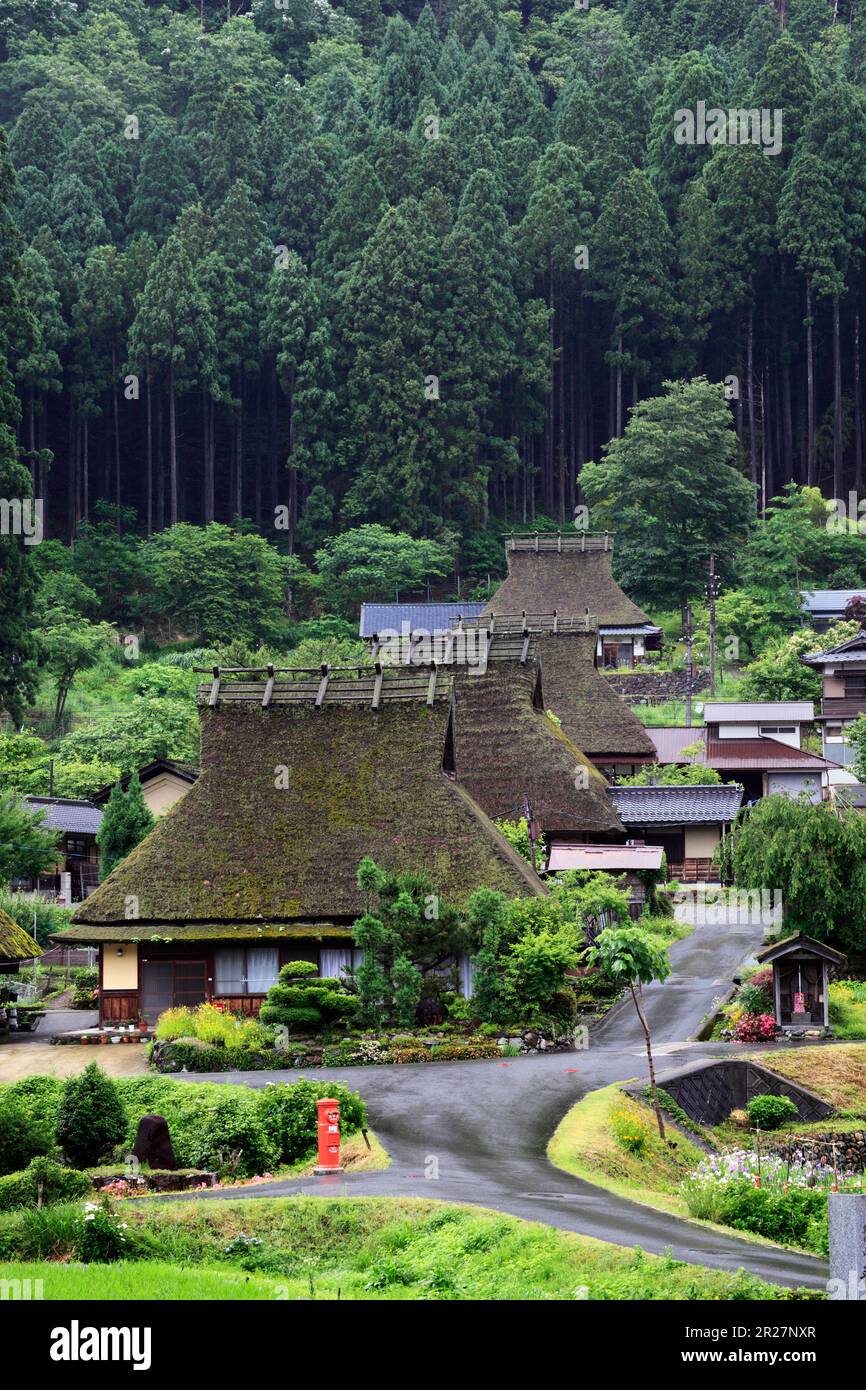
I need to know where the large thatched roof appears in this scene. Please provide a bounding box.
[535,631,657,761]
[66,671,543,933]
[448,638,623,835]
[483,534,654,627]
[0,907,41,963]
[458,618,656,762]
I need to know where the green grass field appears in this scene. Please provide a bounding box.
[0,1196,805,1300]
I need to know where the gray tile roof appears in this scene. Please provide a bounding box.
[801,590,866,614]
[25,797,103,835]
[609,783,744,825]
[359,602,485,638]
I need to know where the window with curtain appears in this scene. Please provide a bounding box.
[320,948,363,980]
[247,947,279,994]
[214,947,279,996]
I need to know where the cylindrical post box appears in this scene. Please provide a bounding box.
[314,1097,343,1174]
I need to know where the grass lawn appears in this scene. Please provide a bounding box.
[547,1083,706,1222]
[748,1044,866,1114]
[1,1260,287,1300]
[546,1083,821,1254]
[0,1197,806,1300]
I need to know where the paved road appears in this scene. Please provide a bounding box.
[161,915,827,1287]
[172,1042,824,1287]
[592,909,764,1046]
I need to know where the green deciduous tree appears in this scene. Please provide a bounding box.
[580,377,755,606]
[0,793,59,884]
[584,926,672,1137]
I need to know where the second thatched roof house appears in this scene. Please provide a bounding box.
[53,666,545,1024]
[483,532,661,667]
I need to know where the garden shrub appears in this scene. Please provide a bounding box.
[0,1077,61,1174]
[716,1183,827,1252]
[256,1080,367,1164]
[0,1158,91,1212]
[737,982,774,1016]
[746,1094,798,1130]
[258,961,358,1033]
[183,1092,279,1177]
[78,1198,130,1262]
[735,1012,777,1042]
[56,1063,127,1166]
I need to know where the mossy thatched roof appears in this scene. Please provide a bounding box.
[0,907,41,962]
[449,646,622,835]
[536,632,657,760]
[483,535,653,627]
[70,682,543,930]
[53,922,355,945]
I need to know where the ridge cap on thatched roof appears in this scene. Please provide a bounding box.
[483,533,653,628]
[195,663,452,710]
[505,531,612,553]
[0,907,42,962]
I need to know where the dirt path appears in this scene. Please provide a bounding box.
[0,1042,148,1081]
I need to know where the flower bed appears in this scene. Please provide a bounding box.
[151,1025,574,1072]
[681,1147,864,1254]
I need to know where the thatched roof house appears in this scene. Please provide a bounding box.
[457,616,656,777]
[483,533,661,666]
[54,667,545,1023]
[0,907,41,971]
[447,634,623,836]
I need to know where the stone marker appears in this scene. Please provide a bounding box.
[132,1113,177,1171]
[828,1193,866,1300]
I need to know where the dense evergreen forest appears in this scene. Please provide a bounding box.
[3,0,866,551]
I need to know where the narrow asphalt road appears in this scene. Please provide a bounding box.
[168,918,829,1289]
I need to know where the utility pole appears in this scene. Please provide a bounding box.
[706,554,720,697]
[523,793,538,873]
[683,602,694,728]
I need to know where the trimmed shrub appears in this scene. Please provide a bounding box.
[0,1158,91,1212]
[56,1064,127,1166]
[746,1094,798,1131]
[256,1080,367,1164]
[258,961,358,1034]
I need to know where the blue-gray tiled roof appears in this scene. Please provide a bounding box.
[359,602,485,638]
[609,783,744,825]
[25,798,103,835]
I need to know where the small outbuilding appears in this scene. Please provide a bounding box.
[755,933,847,1036]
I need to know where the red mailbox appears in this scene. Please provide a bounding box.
[315,1097,342,1174]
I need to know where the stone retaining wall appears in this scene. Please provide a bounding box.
[768,1132,866,1173]
[626,1058,835,1127]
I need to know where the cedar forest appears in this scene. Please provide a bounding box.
[5,0,866,734]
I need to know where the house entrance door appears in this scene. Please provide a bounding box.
[140,959,207,1021]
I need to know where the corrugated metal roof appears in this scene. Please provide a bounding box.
[704,734,837,770]
[25,797,103,835]
[546,843,664,871]
[609,784,744,825]
[703,700,814,723]
[359,602,485,637]
[649,727,707,763]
